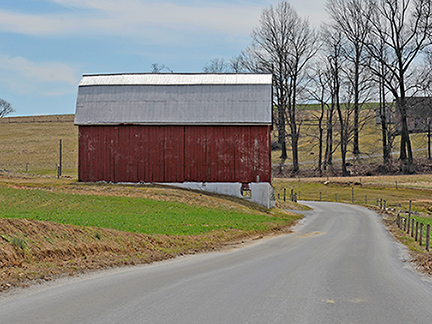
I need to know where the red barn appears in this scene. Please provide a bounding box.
[75,73,274,207]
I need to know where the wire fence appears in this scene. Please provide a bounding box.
[276,186,432,251]
[0,162,77,175]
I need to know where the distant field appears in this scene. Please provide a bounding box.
[0,118,78,177]
[274,174,432,215]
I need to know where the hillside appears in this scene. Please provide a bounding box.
[0,174,303,291]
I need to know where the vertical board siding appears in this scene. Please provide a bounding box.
[78,125,271,183]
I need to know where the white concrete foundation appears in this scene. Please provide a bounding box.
[163,182,276,209]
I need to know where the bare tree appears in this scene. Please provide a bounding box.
[321,26,345,171]
[203,58,232,73]
[150,63,173,73]
[0,99,14,118]
[326,0,372,156]
[306,61,333,174]
[364,0,432,173]
[245,1,318,172]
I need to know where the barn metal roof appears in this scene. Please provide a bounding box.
[75,73,272,126]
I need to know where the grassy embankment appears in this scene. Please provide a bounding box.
[0,174,303,290]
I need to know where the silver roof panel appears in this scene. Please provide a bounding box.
[75,74,272,126]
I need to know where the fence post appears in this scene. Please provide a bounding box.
[58,139,62,178]
[365,195,367,205]
[320,192,322,201]
[415,221,419,242]
[411,219,415,237]
[419,223,424,246]
[426,225,430,252]
[407,201,412,234]
[383,200,386,210]
[283,188,286,202]
[335,193,338,202]
[407,214,411,234]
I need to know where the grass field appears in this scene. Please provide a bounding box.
[0,121,78,177]
[0,176,301,236]
[0,185,292,236]
[273,175,432,214]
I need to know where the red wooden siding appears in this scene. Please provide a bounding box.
[78,125,271,183]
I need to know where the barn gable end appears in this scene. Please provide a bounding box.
[75,73,274,208]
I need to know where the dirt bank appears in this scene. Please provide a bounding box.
[0,218,294,292]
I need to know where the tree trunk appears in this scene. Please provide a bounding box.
[379,75,390,166]
[277,101,288,160]
[325,107,334,169]
[353,53,360,156]
[318,102,325,174]
[428,122,431,160]
[398,98,414,173]
[291,133,299,173]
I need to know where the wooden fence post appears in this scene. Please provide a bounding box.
[283,188,286,202]
[415,221,419,242]
[426,225,430,252]
[407,200,412,234]
[407,215,411,234]
[335,193,337,202]
[411,219,415,237]
[419,223,424,246]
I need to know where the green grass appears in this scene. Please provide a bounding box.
[0,185,293,236]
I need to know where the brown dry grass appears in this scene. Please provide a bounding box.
[380,209,432,276]
[1,217,285,292]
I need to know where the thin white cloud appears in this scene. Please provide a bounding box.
[0,1,263,38]
[0,55,78,96]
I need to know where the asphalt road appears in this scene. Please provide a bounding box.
[1,202,432,324]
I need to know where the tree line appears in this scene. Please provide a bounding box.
[203,0,432,176]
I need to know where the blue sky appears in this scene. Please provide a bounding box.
[0,0,327,116]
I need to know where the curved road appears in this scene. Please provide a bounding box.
[1,202,432,323]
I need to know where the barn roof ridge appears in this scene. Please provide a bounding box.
[79,73,272,87]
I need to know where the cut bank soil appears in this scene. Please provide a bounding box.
[0,215,296,293]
